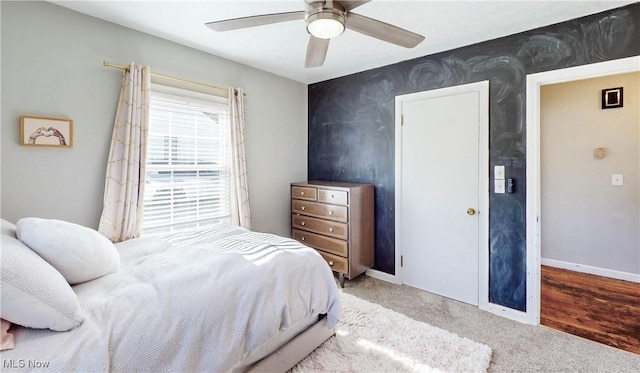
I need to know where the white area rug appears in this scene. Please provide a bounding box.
[292,292,492,372]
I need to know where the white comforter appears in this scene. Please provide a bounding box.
[1,226,340,372]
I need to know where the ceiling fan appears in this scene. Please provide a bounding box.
[205,0,425,68]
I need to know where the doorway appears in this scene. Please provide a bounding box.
[395,81,489,307]
[537,70,640,352]
[525,56,640,324]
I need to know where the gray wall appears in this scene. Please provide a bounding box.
[541,72,640,274]
[1,1,307,237]
[308,4,640,311]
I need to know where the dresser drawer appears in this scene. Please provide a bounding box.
[317,251,349,275]
[292,200,348,223]
[292,228,348,257]
[291,186,317,201]
[291,214,348,240]
[291,181,374,287]
[318,189,348,205]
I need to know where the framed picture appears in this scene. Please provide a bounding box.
[20,116,73,147]
[601,87,623,109]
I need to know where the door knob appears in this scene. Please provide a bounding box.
[467,208,476,216]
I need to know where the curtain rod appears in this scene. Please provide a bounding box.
[103,61,245,96]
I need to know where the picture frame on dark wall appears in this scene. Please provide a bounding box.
[601,87,623,109]
[20,116,73,147]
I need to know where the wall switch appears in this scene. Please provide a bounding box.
[495,179,505,193]
[495,165,505,180]
[612,174,623,186]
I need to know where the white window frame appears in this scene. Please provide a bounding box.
[142,84,231,236]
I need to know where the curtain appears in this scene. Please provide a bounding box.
[228,87,252,229]
[98,63,150,242]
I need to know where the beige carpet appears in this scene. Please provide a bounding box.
[292,292,492,372]
[342,275,640,372]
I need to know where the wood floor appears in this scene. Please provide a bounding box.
[540,265,640,354]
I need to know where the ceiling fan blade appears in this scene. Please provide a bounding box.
[346,12,425,48]
[206,11,305,32]
[338,0,372,12]
[305,36,330,68]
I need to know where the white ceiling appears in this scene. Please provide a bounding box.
[50,1,637,84]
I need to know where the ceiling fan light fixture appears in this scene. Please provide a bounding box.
[306,9,345,39]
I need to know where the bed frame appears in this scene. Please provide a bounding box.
[248,316,335,372]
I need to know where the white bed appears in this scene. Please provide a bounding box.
[0,223,340,372]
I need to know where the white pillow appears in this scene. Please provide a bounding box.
[1,219,16,238]
[16,218,120,285]
[0,235,84,331]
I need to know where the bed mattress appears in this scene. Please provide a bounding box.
[0,225,340,372]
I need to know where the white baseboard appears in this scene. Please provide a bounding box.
[541,258,640,283]
[483,303,531,324]
[365,268,401,284]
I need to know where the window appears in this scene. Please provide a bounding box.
[142,85,230,236]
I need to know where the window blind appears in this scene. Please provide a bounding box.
[142,88,231,236]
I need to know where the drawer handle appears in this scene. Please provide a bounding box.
[301,221,306,226]
[328,260,334,266]
[331,194,335,198]
[301,236,305,241]
[301,206,306,211]
[329,210,334,215]
[300,191,305,196]
[328,227,334,232]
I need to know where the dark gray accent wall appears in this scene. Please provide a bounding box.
[308,4,640,311]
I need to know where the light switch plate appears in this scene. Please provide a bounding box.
[495,165,505,180]
[612,174,623,186]
[495,179,505,193]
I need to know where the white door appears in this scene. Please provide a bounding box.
[396,81,488,306]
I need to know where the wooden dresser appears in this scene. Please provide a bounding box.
[291,181,374,287]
